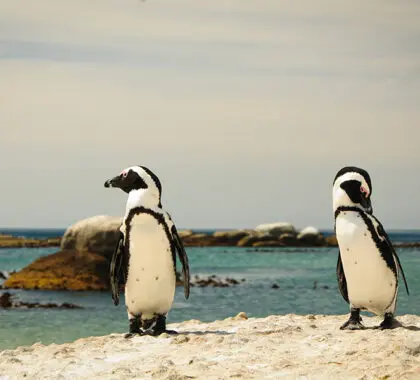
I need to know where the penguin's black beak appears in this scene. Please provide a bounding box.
[361,196,373,214]
[104,175,122,189]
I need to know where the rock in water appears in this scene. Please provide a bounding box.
[297,226,325,246]
[0,292,13,308]
[0,292,83,309]
[3,250,109,291]
[60,215,123,259]
[255,222,296,237]
[237,234,274,247]
[212,230,250,245]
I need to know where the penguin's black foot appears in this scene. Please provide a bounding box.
[378,313,394,330]
[143,329,176,337]
[145,314,176,337]
[124,331,144,339]
[125,317,142,338]
[340,308,364,330]
[340,319,365,330]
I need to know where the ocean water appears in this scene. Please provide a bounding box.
[0,229,419,350]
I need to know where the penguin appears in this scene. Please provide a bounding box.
[333,166,409,330]
[104,165,190,337]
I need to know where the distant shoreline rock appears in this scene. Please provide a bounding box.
[0,292,83,309]
[1,217,419,251]
[2,216,419,291]
[0,234,61,249]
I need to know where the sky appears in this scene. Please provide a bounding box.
[0,0,419,230]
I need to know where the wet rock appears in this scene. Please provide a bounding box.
[4,250,110,291]
[0,292,13,308]
[255,222,296,238]
[325,235,338,246]
[212,230,250,245]
[0,292,83,309]
[181,233,217,247]
[177,230,194,239]
[237,234,274,247]
[279,233,299,246]
[271,283,280,289]
[226,278,239,285]
[252,240,285,247]
[394,242,420,248]
[191,275,244,288]
[297,226,325,246]
[0,235,61,249]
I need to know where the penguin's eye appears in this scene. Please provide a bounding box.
[122,171,128,178]
[360,186,368,197]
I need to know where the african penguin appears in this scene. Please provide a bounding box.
[333,166,409,330]
[104,165,190,337]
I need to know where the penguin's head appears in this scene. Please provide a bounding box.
[332,166,372,214]
[104,166,162,207]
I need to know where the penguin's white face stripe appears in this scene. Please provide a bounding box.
[333,171,371,210]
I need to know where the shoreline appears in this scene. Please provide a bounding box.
[0,313,419,379]
[1,232,420,249]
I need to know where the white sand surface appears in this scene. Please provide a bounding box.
[1,313,419,379]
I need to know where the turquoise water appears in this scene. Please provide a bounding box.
[1,244,419,350]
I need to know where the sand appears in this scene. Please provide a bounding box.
[0,313,419,380]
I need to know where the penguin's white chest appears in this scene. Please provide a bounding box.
[336,212,397,315]
[124,213,176,319]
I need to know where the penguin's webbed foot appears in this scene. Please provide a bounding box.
[340,308,364,330]
[125,317,142,338]
[144,314,177,337]
[124,331,144,339]
[378,313,394,330]
[143,329,177,337]
[340,319,365,330]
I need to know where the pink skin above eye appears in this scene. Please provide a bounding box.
[360,185,369,197]
[121,171,128,178]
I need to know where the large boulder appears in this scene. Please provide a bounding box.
[3,250,110,291]
[60,215,122,259]
[212,230,250,245]
[279,233,298,246]
[0,234,61,248]
[297,226,325,246]
[182,233,218,247]
[177,230,194,239]
[255,222,296,238]
[325,235,338,246]
[237,233,275,247]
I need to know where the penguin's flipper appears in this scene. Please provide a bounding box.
[336,251,349,304]
[376,223,410,296]
[171,225,190,299]
[110,231,125,306]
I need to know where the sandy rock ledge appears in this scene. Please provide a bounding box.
[0,314,419,380]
